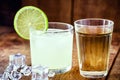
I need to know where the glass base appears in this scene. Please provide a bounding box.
[80,70,108,78]
[49,66,71,74]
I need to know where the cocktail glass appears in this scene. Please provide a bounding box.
[74,18,114,78]
[30,22,73,76]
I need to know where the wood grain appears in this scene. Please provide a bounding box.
[1,0,120,32]
[107,49,120,80]
[21,0,38,6]
[37,0,72,23]
[0,27,119,80]
[21,0,120,32]
[73,0,120,32]
[0,27,30,74]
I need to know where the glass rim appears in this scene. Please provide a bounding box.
[74,18,114,27]
[30,22,73,33]
[48,22,73,31]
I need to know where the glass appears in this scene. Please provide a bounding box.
[30,22,73,75]
[74,18,114,78]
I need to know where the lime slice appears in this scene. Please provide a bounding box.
[14,6,48,40]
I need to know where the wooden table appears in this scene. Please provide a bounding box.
[0,27,119,80]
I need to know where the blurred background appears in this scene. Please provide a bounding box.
[0,0,120,32]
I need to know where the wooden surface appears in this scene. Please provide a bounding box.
[73,0,120,32]
[0,27,119,80]
[107,49,120,80]
[2,0,120,31]
[22,0,72,23]
[21,0,120,31]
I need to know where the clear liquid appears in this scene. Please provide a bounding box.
[30,29,73,73]
[76,27,112,78]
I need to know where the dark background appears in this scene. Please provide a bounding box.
[0,0,120,32]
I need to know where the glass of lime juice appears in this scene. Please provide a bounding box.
[30,22,73,74]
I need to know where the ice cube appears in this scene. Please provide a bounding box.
[9,53,26,68]
[32,65,48,80]
[20,65,31,76]
[5,65,19,73]
[9,71,22,80]
[48,70,55,77]
[1,72,9,80]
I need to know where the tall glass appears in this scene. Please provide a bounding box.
[30,22,73,74]
[74,18,114,78]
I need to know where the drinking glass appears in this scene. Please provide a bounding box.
[30,22,73,75]
[74,18,114,78]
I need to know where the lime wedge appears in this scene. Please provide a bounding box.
[14,6,48,40]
